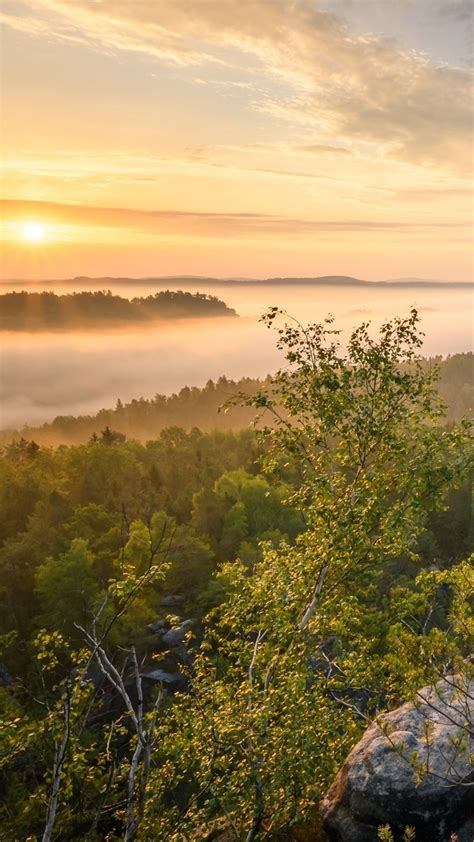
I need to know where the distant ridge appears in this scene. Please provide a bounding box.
[2,275,472,288]
[387,278,471,287]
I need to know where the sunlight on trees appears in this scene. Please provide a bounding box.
[0,310,472,841]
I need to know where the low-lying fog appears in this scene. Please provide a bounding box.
[1,282,472,429]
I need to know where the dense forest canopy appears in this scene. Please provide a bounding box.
[1,352,472,446]
[0,289,237,330]
[0,309,472,840]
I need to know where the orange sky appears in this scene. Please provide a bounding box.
[1,0,473,281]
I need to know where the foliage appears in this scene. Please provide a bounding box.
[378,825,416,842]
[0,310,472,840]
[139,309,472,838]
[35,538,98,637]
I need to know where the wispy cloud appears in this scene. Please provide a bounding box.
[298,144,352,156]
[2,198,470,240]
[391,186,474,201]
[3,0,472,172]
[439,0,473,23]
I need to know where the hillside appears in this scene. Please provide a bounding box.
[0,289,237,330]
[1,353,472,447]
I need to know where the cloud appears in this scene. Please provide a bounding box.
[439,0,473,22]
[1,198,470,239]
[391,186,474,201]
[1,147,354,189]
[193,77,256,90]
[3,0,472,172]
[298,144,352,156]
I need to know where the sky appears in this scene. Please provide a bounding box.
[1,0,473,281]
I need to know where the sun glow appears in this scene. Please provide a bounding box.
[23,222,46,242]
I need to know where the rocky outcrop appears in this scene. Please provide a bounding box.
[162,619,193,649]
[321,675,473,842]
[142,617,196,695]
[141,668,187,692]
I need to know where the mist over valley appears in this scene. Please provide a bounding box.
[1,278,472,430]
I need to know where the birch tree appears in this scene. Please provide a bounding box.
[147,309,472,840]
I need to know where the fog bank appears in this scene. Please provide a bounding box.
[1,283,472,429]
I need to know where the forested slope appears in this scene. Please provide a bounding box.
[1,353,472,446]
[0,289,236,330]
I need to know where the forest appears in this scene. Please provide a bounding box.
[0,290,237,330]
[1,352,472,448]
[0,310,472,840]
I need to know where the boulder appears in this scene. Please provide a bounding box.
[321,675,473,842]
[162,620,193,648]
[148,618,167,634]
[0,662,13,687]
[141,668,187,692]
[160,594,185,608]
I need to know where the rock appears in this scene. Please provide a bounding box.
[321,675,473,842]
[0,662,13,686]
[162,620,193,648]
[148,619,167,634]
[160,594,185,608]
[141,668,187,691]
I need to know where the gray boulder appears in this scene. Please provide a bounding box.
[162,620,193,648]
[141,668,187,691]
[0,662,12,687]
[148,618,167,634]
[321,675,473,842]
[160,594,185,608]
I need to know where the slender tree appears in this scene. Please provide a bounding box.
[146,309,472,839]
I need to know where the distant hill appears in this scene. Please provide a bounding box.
[2,274,471,288]
[382,277,471,287]
[1,354,471,448]
[0,289,237,331]
[253,276,470,287]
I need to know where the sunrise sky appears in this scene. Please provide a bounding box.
[1,0,473,280]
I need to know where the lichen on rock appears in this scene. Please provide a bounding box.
[321,674,473,842]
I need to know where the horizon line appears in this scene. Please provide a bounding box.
[1,274,473,288]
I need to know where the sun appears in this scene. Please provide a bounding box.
[23,222,46,242]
